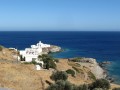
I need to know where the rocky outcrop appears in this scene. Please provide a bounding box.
[82,58,106,79]
[42,45,62,54]
[69,57,106,79]
[90,61,106,79]
[0,46,18,61]
[99,61,111,68]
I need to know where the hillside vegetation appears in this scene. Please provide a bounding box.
[0,46,120,90]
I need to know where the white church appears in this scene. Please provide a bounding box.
[19,41,50,62]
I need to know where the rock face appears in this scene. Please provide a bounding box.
[80,58,97,64]
[82,58,106,79]
[84,58,106,79]
[42,45,61,54]
[90,61,106,79]
[69,57,106,79]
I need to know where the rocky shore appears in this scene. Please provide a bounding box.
[69,57,115,83]
[42,45,62,54]
[99,61,115,83]
[69,57,107,79]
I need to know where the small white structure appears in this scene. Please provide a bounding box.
[35,59,44,66]
[36,65,41,70]
[19,41,50,62]
[9,48,18,51]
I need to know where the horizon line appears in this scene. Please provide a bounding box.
[0,30,120,32]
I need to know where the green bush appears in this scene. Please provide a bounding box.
[46,80,73,90]
[88,71,96,80]
[0,46,3,51]
[23,62,32,64]
[31,60,36,64]
[72,66,80,73]
[46,81,90,90]
[38,54,53,63]
[71,57,83,62]
[90,79,110,90]
[78,84,89,90]
[47,77,111,90]
[38,63,42,67]
[46,83,58,90]
[50,71,68,81]
[45,60,56,69]
[49,60,56,69]
[54,59,59,63]
[38,54,57,69]
[23,60,39,65]
[66,69,75,77]
[64,81,73,90]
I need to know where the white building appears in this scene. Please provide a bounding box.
[19,41,50,62]
[36,65,42,70]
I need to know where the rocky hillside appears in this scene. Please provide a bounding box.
[0,46,119,90]
[0,58,119,90]
[0,46,18,61]
[69,57,106,79]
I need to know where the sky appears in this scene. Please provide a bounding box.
[0,0,120,31]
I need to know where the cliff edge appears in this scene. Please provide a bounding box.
[69,57,106,79]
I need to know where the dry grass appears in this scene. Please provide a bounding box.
[0,47,52,90]
[0,63,39,90]
[0,59,93,90]
[56,59,93,85]
[0,62,53,90]
[56,59,73,71]
[0,56,120,90]
[0,48,18,61]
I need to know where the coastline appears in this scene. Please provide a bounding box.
[0,44,118,83]
[0,45,120,89]
[99,61,115,83]
[1,31,120,83]
[68,57,107,79]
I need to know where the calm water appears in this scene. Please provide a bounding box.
[0,31,120,83]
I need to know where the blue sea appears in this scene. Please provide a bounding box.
[0,31,120,84]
